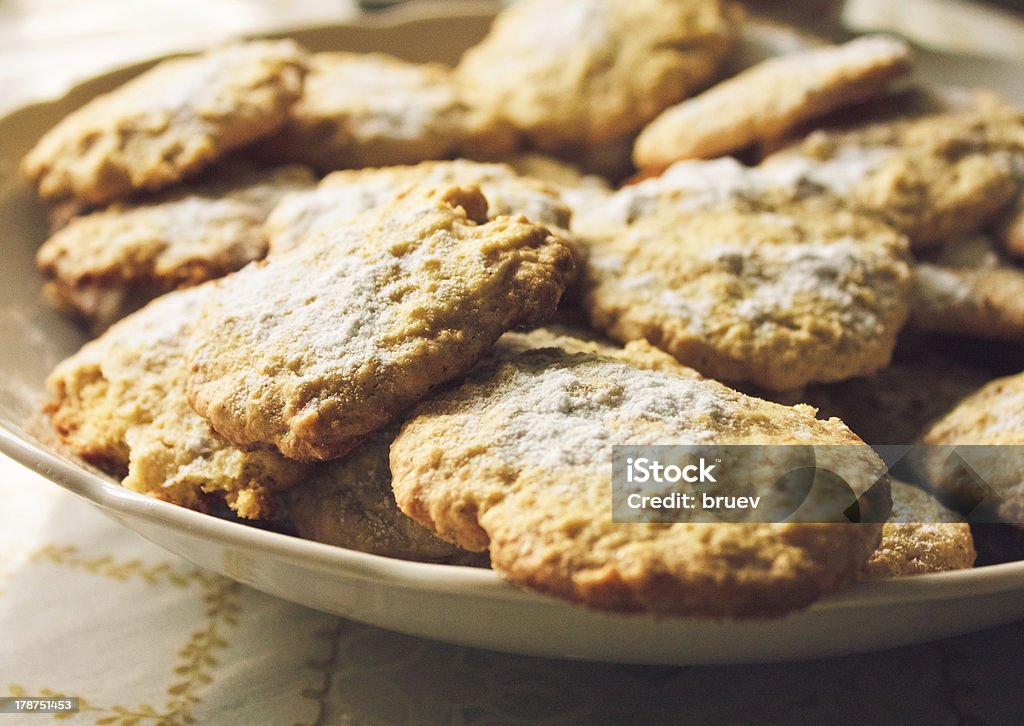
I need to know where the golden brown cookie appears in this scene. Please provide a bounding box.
[803,345,990,445]
[580,198,913,390]
[774,108,1020,248]
[186,185,575,461]
[760,83,994,159]
[634,35,912,169]
[455,0,740,152]
[45,284,309,519]
[37,164,315,330]
[919,371,1024,525]
[390,347,888,618]
[861,480,975,579]
[22,41,308,205]
[912,235,1024,341]
[894,91,1024,258]
[264,160,571,256]
[279,427,484,565]
[262,52,515,171]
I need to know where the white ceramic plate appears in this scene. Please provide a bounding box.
[3,3,1024,666]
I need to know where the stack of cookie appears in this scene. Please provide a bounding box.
[30,0,1024,619]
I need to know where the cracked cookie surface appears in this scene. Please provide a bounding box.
[187,185,575,461]
[391,347,888,618]
[580,198,913,390]
[46,284,310,519]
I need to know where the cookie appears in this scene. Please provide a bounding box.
[390,347,888,618]
[912,235,1024,341]
[264,159,572,256]
[22,40,308,205]
[455,0,739,151]
[761,84,994,158]
[803,344,990,445]
[861,480,975,579]
[261,52,515,172]
[919,372,1024,525]
[186,185,575,461]
[45,284,310,519]
[774,109,1019,248]
[963,97,1024,258]
[37,164,315,330]
[279,427,484,565]
[580,197,913,390]
[634,35,912,169]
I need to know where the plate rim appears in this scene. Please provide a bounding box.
[5,418,1024,618]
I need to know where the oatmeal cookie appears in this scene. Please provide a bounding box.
[390,347,888,618]
[262,52,514,171]
[919,372,1024,526]
[45,284,309,519]
[455,0,739,151]
[37,164,314,330]
[187,185,575,461]
[804,345,990,445]
[912,235,1024,341]
[580,198,913,390]
[22,40,308,204]
[634,35,912,169]
[280,427,484,565]
[861,480,975,579]
[775,108,1020,247]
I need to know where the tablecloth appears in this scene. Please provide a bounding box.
[3,1,1024,723]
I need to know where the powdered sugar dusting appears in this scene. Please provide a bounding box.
[188,186,570,460]
[602,227,899,338]
[336,59,460,141]
[461,352,842,477]
[708,237,889,335]
[763,145,895,196]
[266,161,569,255]
[484,357,732,470]
[265,184,393,255]
[584,150,894,230]
[913,264,974,307]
